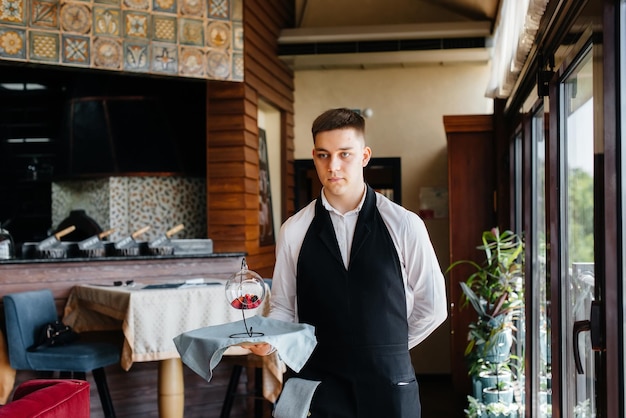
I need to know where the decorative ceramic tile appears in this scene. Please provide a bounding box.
[208,0,228,20]
[152,14,175,42]
[93,36,122,68]
[124,11,149,39]
[231,0,242,21]
[180,0,203,17]
[232,20,242,51]
[232,51,242,81]
[179,46,203,76]
[51,179,110,231]
[151,42,176,73]
[60,3,91,34]
[123,177,207,241]
[1,0,25,24]
[123,40,149,71]
[62,33,90,65]
[178,18,202,46]
[123,0,149,11]
[29,30,59,62]
[0,27,25,58]
[152,0,175,14]
[53,177,207,242]
[206,49,229,79]
[206,19,229,49]
[30,0,60,29]
[93,6,121,37]
[0,0,242,80]
[107,177,128,241]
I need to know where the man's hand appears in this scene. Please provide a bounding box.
[238,342,274,356]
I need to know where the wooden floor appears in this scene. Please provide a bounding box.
[13,360,260,418]
[12,368,462,417]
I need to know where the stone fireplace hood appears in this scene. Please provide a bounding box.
[66,96,183,176]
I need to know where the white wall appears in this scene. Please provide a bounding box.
[293,62,493,373]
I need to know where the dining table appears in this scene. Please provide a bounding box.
[62,279,280,418]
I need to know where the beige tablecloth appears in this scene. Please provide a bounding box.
[0,330,15,404]
[63,280,285,401]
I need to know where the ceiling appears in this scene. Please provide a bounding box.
[294,0,500,27]
[279,0,502,69]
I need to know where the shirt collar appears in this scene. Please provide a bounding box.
[320,185,367,216]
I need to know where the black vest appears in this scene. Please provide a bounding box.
[295,186,421,418]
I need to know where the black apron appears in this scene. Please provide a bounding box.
[295,186,421,418]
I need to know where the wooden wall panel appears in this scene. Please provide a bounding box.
[208,178,257,194]
[208,194,259,211]
[210,224,260,241]
[282,112,295,221]
[207,147,255,163]
[206,0,294,277]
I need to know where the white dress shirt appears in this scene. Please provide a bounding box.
[269,188,448,349]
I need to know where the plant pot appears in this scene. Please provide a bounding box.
[482,386,514,405]
[471,315,514,363]
[483,327,513,363]
[472,376,484,399]
[479,370,512,390]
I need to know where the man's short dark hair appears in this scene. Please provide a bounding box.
[311,108,365,142]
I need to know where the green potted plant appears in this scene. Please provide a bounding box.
[482,380,514,405]
[477,361,513,394]
[464,395,486,418]
[447,227,524,416]
[465,396,522,418]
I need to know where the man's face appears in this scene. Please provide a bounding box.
[312,127,371,201]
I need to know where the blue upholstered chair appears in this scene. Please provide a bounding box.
[3,289,120,418]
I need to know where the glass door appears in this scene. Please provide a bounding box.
[531,106,551,417]
[622,0,626,414]
[558,43,599,418]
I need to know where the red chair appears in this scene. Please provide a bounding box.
[0,379,90,418]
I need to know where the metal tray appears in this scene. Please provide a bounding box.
[170,239,213,256]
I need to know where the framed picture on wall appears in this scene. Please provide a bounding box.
[258,129,275,246]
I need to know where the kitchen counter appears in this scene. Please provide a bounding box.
[0,252,244,265]
[0,252,246,300]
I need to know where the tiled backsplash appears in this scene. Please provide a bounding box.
[52,176,206,241]
[0,0,243,81]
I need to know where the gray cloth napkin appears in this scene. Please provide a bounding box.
[272,377,321,418]
[173,315,317,381]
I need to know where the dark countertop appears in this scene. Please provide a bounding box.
[0,252,246,265]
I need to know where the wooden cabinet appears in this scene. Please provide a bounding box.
[444,115,496,410]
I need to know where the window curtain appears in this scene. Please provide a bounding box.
[485,0,550,98]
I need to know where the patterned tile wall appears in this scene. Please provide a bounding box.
[52,176,207,241]
[52,178,110,231]
[0,0,243,81]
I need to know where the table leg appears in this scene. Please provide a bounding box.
[158,358,184,418]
